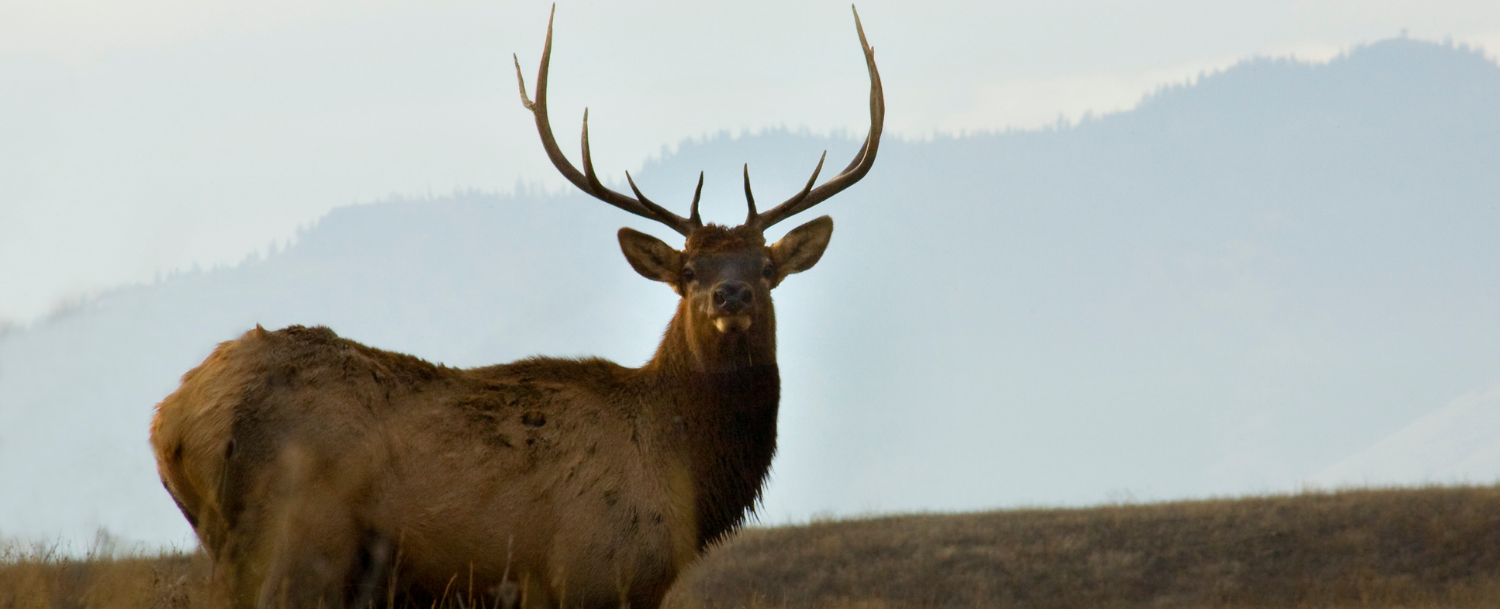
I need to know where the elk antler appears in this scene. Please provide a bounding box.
[518,5,882,235]
[748,5,884,231]
[514,6,702,236]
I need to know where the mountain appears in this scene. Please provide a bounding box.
[2,37,1498,549]
[1310,383,1500,488]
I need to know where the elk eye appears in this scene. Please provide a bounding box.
[681,267,695,282]
[762,263,776,279]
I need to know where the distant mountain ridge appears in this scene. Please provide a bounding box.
[2,37,1497,548]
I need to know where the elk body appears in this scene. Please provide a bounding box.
[150,7,882,609]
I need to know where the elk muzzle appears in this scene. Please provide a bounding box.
[711,281,755,332]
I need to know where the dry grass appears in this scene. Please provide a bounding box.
[8,485,1500,608]
[668,485,1500,609]
[0,543,212,609]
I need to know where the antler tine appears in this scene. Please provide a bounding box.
[690,172,704,227]
[516,5,697,236]
[513,54,535,111]
[624,172,656,210]
[773,151,828,216]
[580,108,603,190]
[752,4,884,230]
[742,164,757,224]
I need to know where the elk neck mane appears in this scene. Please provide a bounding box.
[638,223,781,546]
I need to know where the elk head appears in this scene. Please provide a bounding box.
[515,5,883,372]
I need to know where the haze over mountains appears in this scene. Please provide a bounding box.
[2,37,1497,549]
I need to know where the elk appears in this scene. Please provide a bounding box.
[149,6,882,608]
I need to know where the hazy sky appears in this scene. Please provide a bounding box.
[3,0,1499,323]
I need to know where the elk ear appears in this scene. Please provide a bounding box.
[770,215,834,276]
[618,228,683,285]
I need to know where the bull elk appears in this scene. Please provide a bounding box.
[150,5,882,608]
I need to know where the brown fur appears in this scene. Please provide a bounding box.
[150,219,834,608]
[684,225,766,254]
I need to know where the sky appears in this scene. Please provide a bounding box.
[3,0,1500,324]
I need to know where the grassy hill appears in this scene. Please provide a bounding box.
[8,485,1500,608]
[669,485,1500,608]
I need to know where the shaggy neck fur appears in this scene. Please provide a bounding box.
[642,295,780,549]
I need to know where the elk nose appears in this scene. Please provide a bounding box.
[713,282,754,314]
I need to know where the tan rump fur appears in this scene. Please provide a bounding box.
[152,325,269,557]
